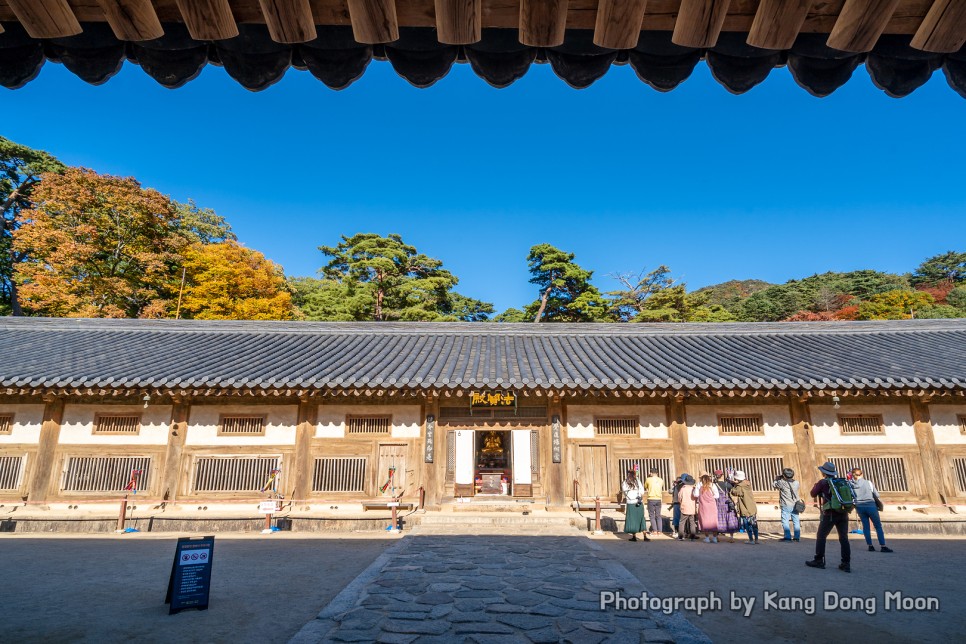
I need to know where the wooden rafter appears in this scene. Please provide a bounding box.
[672,0,732,49]
[7,0,82,39]
[911,0,966,53]
[747,0,813,50]
[519,0,568,47]
[435,0,482,45]
[827,0,902,53]
[96,0,164,42]
[175,0,239,41]
[346,0,399,44]
[593,0,649,50]
[257,0,316,44]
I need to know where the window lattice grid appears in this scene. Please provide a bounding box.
[531,430,540,475]
[445,431,456,481]
[0,455,25,490]
[62,456,152,492]
[93,415,141,435]
[718,415,764,435]
[347,416,392,435]
[313,457,367,493]
[494,406,548,419]
[838,415,885,435]
[0,414,13,434]
[827,457,909,492]
[193,456,280,493]
[618,458,672,487]
[440,406,548,420]
[220,416,266,435]
[703,457,785,493]
[954,459,966,494]
[595,418,639,436]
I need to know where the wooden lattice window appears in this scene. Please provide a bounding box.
[619,458,673,486]
[313,457,367,493]
[347,416,391,435]
[193,456,280,492]
[718,415,764,435]
[958,415,966,435]
[93,414,141,435]
[531,430,540,475]
[62,456,151,492]
[954,458,966,494]
[595,417,638,436]
[0,455,25,490]
[440,406,472,419]
[838,414,885,435]
[494,406,548,419]
[219,415,266,435]
[703,457,785,493]
[0,414,13,435]
[445,431,456,482]
[827,457,908,492]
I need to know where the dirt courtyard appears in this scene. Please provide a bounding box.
[2,530,964,643]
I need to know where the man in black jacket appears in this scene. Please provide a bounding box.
[806,462,851,573]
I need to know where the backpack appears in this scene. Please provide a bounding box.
[823,478,855,513]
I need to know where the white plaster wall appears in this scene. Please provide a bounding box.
[686,404,794,445]
[0,403,45,445]
[810,403,915,445]
[59,404,172,445]
[315,405,421,439]
[566,405,668,440]
[930,404,966,445]
[186,404,297,446]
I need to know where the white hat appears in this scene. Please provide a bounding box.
[733,470,746,481]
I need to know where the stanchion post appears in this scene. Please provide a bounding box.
[593,496,603,535]
[116,495,128,533]
[391,500,399,532]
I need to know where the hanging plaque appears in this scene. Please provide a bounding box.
[424,414,435,463]
[551,415,562,464]
[470,391,517,408]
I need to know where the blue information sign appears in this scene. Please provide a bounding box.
[165,536,215,615]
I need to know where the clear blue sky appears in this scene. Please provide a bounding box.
[2,57,964,313]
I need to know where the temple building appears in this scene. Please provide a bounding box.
[1,317,964,510]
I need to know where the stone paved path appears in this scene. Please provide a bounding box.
[290,525,709,644]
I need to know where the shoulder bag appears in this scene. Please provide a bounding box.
[791,482,806,514]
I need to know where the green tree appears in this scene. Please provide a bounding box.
[947,286,966,311]
[441,293,495,322]
[173,199,236,245]
[694,279,773,314]
[523,244,608,322]
[911,251,966,286]
[856,290,934,320]
[0,136,66,315]
[289,277,360,321]
[915,305,964,319]
[606,266,675,322]
[492,308,529,323]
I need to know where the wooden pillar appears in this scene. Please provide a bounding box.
[667,395,690,476]
[422,394,441,509]
[292,397,318,508]
[435,0,482,45]
[546,394,567,506]
[346,0,399,44]
[159,398,190,504]
[175,0,239,41]
[27,396,65,505]
[258,0,317,44]
[789,395,819,480]
[911,397,946,505]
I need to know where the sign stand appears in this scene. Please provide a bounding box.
[166,536,215,614]
[260,468,282,534]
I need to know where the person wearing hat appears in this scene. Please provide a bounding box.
[806,462,852,573]
[729,470,759,544]
[774,468,802,542]
[678,474,698,540]
[670,473,687,539]
[644,468,666,537]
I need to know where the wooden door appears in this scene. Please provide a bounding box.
[376,444,407,497]
[576,445,608,500]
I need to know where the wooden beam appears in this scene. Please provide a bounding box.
[910,398,948,505]
[26,397,64,504]
[96,0,164,41]
[672,0,732,48]
[292,398,318,507]
[667,396,691,477]
[747,0,813,50]
[258,0,317,43]
[827,0,901,52]
[174,0,239,41]
[347,0,399,44]
[911,0,966,53]
[788,396,819,481]
[7,0,82,39]
[593,0,648,50]
[159,398,190,504]
[435,0,481,45]
[519,0,568,48]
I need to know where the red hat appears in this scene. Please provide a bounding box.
[713,469,724,476]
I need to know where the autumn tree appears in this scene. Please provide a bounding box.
[14,168,188,318]
[524,244,608,322]
[0,136,66,315]
[856,290,934,320]
[178,241,295,320]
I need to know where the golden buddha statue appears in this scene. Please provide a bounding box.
[481,431,503,454]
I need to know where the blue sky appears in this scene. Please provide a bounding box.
[2,56,964,313]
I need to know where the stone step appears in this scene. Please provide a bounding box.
[416,512,580,527]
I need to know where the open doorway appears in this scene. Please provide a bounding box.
[475,430,511,495]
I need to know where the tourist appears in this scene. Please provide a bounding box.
[693,473,720,543]
[773,468,802,542]
[621,469,647,542]
[806,462,852,573]
[670,474,685,538]
[730,471,759,545]
[678,474,698,540]
[713,469,739,542]
[849,467,893,553]
[644,468,665,537]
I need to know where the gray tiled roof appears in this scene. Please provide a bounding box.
[1,318,964,392]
